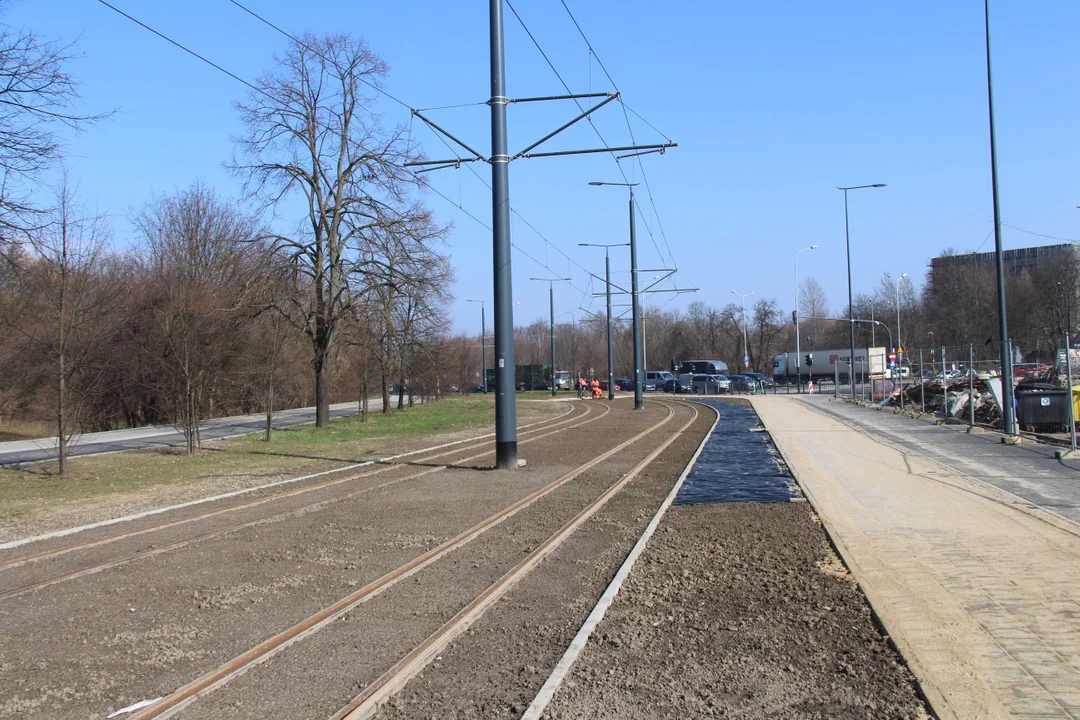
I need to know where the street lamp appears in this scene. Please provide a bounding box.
[465,299,487,393]
[794,245,819,391]
[590,181,644,410]
[530,277,570,397]
[839,183,886,398]
[580,242,629,401]
[732,290,754,370]
[983,0,1015,435]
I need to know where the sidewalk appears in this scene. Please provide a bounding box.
[753,395,1080,720]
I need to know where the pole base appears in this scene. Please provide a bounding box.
[1056,448,1080,460]
[495,441,518,470]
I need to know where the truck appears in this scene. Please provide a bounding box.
[486,364,558,391]
[677,359,729,376]
[772,347,886,385]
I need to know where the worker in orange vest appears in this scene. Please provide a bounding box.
[591,378,601,399]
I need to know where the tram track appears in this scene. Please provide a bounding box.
[0,402,609,601]
[122,400,689,720]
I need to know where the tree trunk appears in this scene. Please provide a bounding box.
[315,347,330,427]
[58,346,67,476]
[265,381,273,442]
[397,349,405,410]
[360,367,369,422]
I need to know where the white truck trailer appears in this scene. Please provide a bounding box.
[773,347,886,385]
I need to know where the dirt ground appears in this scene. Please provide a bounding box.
[545,503,930,719]
[0,399,674,719]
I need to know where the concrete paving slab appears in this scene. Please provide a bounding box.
[753,395,1080,720]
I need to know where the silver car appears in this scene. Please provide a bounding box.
[681,373,730,395]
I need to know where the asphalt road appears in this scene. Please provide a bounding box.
[0,400,373,466]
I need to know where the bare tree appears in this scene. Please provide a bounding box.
[233,33,416,427]
[0,4,110,233]
[2,175,117,473]
[134,184,262,453]
[750,298,783,373]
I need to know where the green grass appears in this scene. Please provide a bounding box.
[0,396,561,527]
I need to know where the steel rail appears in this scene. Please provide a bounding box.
[126,402,672,720]
[333,400,699,720]
[0,404,611,601]
[0,403,581,572]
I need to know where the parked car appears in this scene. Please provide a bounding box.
[470,383,486,393]
[685,373,731,395]
[1014,362,1049,378]
[644,370,674,391]
[889,366,911,379]
[728,375,753,393]
[662,378,686,394]
[616,378,635,391]
[534,381,550,391]
[743,372,774,389]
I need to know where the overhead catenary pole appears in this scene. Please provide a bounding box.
[489,0,516,468]
[984,0,1015,437]
[630,189,643,410]
[606,253,614,400]
[530,277,570,397]
[581,242,627,402]
[550,285,555,396]
[839,183,886,398]
[466,299,487,392]
[589,182,643,409]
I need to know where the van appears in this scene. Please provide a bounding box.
[644,370,674,391]
[679,373,730,395]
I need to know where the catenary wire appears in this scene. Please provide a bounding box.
[556,0,677,270]
[97,0,594,305]
[226,0,596,297]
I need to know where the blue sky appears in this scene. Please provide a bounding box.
[8,1,1080,332]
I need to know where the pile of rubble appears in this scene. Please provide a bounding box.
[885,377,1001,425]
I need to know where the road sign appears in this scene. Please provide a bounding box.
[897,346,904,355]
[888,352,897,362]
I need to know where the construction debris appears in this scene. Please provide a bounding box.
[885,378,1001,425]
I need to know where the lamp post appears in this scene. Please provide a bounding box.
[794,245,818,392]
[983,0,1015,435]
[465,299,487,393]
[839,183,886,398]
[590,181,644,410]
[732,290,754,371]
[530,278,570,397]
[580,242,629,401]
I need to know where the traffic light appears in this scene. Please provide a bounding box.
[805,353,813,367]
[792,310,798,325]
[670,359,678,374]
